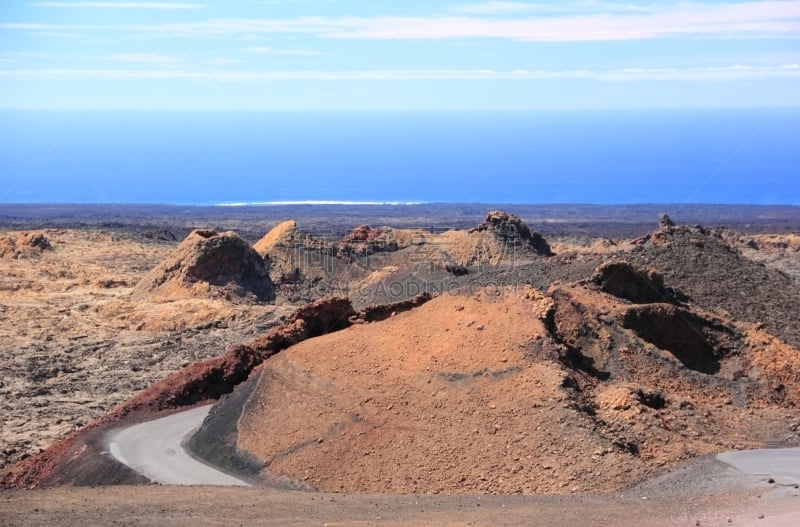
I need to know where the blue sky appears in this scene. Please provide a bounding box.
[1,1,799,110]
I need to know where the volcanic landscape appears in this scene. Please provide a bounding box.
[2,204,800,526]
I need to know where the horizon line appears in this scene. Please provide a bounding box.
[2,201,799,208]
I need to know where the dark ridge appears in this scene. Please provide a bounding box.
[628,225,800,348]
[356,292,434,323]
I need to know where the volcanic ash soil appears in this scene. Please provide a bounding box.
[223,276,800,495]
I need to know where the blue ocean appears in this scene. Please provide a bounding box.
[0,109,797,205]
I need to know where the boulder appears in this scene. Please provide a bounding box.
[658,213,676,229]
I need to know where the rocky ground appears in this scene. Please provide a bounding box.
[0,229,291,469]
[1,207,799,504]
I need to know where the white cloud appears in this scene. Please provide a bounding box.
[244,46,328,56]
[1,64,797,82]
[32,2,203,8]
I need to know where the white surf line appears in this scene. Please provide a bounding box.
[717,447,800,485]
[107,404,250,487]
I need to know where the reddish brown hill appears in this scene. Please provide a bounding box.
[224,265,800,495]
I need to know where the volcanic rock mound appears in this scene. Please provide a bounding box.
[253,220,300,256]
[628,219,800,348]
[253,220,360,302]
[437,211,552,267]
[253,220,306,284]
[470,210,552,256]
[0,231,52,259]
[135,229,274,302]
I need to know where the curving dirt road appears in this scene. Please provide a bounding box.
[107,405,250,487]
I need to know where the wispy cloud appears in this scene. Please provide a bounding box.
[1,64,797,81]
[321,2,800,41]
[204,57,244,66]
[452,1,659,15]
[0,51,50,65]
[0,23,91,30]
[244,46,328,56]
[8,1,800,42]
[101,52,183,65]
[32,2,203,8]
[452,1,542,15]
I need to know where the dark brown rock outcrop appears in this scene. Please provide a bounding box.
[338,225,429,256]
[469,210,552,257]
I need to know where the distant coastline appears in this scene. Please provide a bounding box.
[2,202,798,240]
[215,201,427,207]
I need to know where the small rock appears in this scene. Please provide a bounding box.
[476,324,484,331]
[658,213,676,229]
